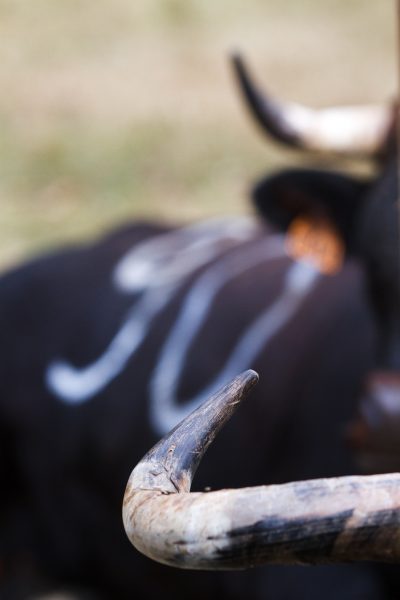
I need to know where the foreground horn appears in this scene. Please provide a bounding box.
[123,370,400,570]
[231,53,394,159]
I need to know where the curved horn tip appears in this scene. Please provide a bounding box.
[235,368,259,394]
[229,51,249,81]
[229,50,244,67]
[151,368,259,467]
[124,370,259,498]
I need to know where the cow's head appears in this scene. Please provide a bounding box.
[123,371,400,569]
[232,54,400,472]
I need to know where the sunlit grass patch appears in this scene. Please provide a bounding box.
[0,0,395,271]
[0,115,285,270]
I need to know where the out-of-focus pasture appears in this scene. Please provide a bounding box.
[0,0,395,270]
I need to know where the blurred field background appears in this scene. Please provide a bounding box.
[0,0,396,271]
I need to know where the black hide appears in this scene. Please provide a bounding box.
[0,181,396,598]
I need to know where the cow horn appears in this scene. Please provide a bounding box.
[231,53,394,159]
[123,370,400,570]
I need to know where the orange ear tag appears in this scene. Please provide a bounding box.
[285,215,345,275]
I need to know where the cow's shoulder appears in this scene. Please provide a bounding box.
[0,221,170,297]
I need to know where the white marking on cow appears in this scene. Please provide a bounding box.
[46,218,262,402]
[113,217,258,293]
[150,259,319,435]
[45,216,319,435]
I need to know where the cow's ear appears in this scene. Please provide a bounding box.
[252,168,369,251]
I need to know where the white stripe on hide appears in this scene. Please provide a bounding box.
[45,215,319,435]
[45,218,262,403]
[150,260,319,435]
[113,217,259,293]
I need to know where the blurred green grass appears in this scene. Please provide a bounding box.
[0,0,396,270]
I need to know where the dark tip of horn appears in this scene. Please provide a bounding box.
[145,370,259,492]
[229,51,301,147]
[229,51,261,110]
[229,51,244,73]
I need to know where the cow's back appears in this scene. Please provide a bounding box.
[0,218,382,598]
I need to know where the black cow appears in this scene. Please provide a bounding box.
[125,55,400,596]
[231,54,400,475]
[0,56,397,598]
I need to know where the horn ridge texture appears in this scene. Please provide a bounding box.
[230,52,393,159]
[123,371,400,570]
